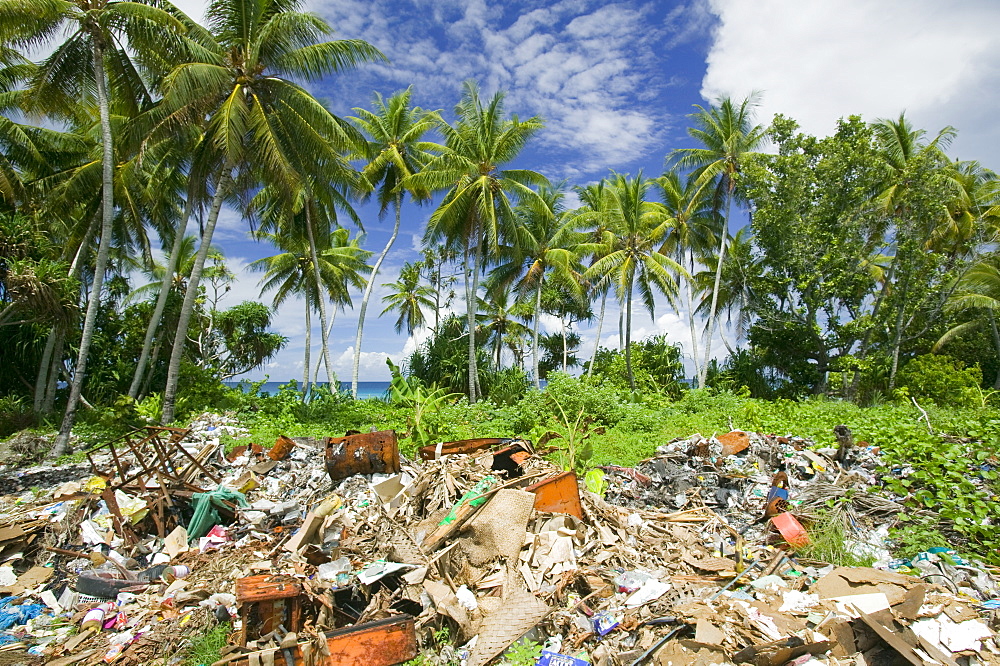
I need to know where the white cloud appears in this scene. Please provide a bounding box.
[701,0,1000,164]
[313,0,696,177]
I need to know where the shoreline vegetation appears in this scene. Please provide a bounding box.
[0,0,998,583]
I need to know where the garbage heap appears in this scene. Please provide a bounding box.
[0,418,996,666]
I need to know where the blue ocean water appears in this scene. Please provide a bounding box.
[226,381,392,400]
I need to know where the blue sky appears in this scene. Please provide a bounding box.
[167,0,1000,382]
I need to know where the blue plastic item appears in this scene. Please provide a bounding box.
[0,597,46,630]
[537,650,589,666]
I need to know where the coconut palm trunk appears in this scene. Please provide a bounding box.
[561,315,568,372]
[465,221,481,402]
[302,302,311,397]
[625,281,635,390]
[587,292,606,377]
[33,325,59,414]
[51,41,115,458]
[129,197,194,399]
[533,282,542,388]
[685,250,702,386]
[352,191,401,396]
[698,194,732,389]
[161,168,232,424]
[305,203,334,386]
[314,313,336,386]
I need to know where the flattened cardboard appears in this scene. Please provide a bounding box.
[694,618,725,645]
[893,585,926,622]
[0,565,52,595]
[855,609,924,666]
[814,567,914,606]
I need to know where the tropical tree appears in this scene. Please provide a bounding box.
[151,0,383,423]
[575,181,614,377]
[581,173,683,389]
[0,0,188,453]
[420,244,458,333]
[349,87,437,396]
[869,114,960,388]
[477,282,531,371]
[381,261,433,336]
[935,255,1000,388]
[490,185,583,388]
[411,81,547,402]
[670,93,767,389]
[658,168,717,385]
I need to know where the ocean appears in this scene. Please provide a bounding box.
[226,381,393,400]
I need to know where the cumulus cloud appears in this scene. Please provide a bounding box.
[313,0,706,176]
[700,0,1000,164]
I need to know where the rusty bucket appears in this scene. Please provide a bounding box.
[325,431,401,482]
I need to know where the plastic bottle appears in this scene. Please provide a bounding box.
[161,565,190,583]
[80,603,114,631]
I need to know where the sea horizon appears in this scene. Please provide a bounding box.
[224,380,392,400]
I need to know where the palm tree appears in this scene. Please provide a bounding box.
[658,168,718,385]
[381,261,433,336]
[0,0,187,453]
[581,173,683,390]
[477,281,531,371]
[490,185,583,388]
[870,114,958,388]
[410,81,547,403]
[252,181,360,386]
[251,228,370,394]
[152,0,383,423]
[575,181,615,377]
[670,93,767,389]
[934,255,1000,388]
[693,227,758,354]
[348,88,437,396]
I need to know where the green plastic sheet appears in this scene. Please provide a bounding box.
[187,485,249,540]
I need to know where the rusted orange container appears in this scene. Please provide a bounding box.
[235,575,304,646]
[269,435,295,461]
[325,431,400,482]
[323,615,418,665]
[526,471,583,520]
[226,615,417,666]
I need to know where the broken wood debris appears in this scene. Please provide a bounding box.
[0,416,993,665]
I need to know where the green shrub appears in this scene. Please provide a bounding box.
[895,354,983,408]
[586,335,685,398]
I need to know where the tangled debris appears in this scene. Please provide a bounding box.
[0,416,995,666]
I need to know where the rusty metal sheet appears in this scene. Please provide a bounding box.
[418,437,517,460]
[525,471,583,520]
[490,443,533,478]
[323,615,417,665]
[325,431,400,482]
[717,431,751,457]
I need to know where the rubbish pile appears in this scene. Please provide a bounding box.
[0,418,996,665]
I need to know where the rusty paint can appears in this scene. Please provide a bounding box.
[325,431,400,482]
[269,435,295,461]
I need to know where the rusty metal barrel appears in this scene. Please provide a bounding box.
[324,430,401,482]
